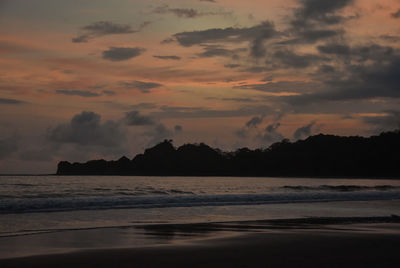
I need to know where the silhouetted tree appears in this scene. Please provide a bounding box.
[56,130,400,177]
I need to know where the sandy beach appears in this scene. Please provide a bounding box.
[1,218,399,268]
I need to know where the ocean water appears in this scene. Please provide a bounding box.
[1,176,400,238]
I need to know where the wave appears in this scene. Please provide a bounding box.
[1,191,400,214]
[282,185,400,192]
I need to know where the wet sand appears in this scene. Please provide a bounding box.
[1,219,400,268]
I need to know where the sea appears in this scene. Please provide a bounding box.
[1,176,400,258]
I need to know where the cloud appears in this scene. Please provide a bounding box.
[280,45,400,105]
[293,121,316,140]
[167,21,277,59]
[280,29,342,45]
[197,46,245,58]
[122,110,175,146]
[153,5,228,18]
[200,0,216,2]
[153,5,201,18]
[0,135,18,159]
[380,35,400,42]
[0,98,25,104]
[363,111,400,132]
[246,116,263,128]
[236,81,317,93]
[130,103,158,110]
[102,47,145,61]
[153,55,181,60]
[153,105,273,118]
[72,21,150,43]
[146,123,173,146]
[102,90,116,96]
[224,64,240,68]
[56,90,101,97]
[292,0,354,26]
[258,123,284,144]
[120,80,163,93]
[169,21,277,47]
[174,125,183,132]
[47,111,124,147]
[280,0,353,45]
[391,9,400,18]
[235,115,267,140]
[317,43,351,55]
[124,111,155,126]
[269,49,329,68]
[206,97,258,103]
[317,43,394,62]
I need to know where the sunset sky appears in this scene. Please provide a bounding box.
[1,0,400,173]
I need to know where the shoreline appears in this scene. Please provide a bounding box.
[0,221,399,267]
[2,174,400,180]
[1,215,400,239]
[1,216,400,266]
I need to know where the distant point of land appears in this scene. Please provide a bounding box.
[57,130,400,177]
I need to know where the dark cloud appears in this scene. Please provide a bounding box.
[102,90,116,96]
[280,45,400,105]
[146,123,173,146]
[169,21,277,47]
[174,125,183,132]
[0,135,18,159]
[235,128,248,139]
[198,47,233,58]
[154,5,201,18]
[197,46,245,58]
[124,111,155,126]
[317,43,394,63]
[270,49,329,68]
[153,55,181,60]
[56,90,101,97]
[153,5,229,18]
[167,21,277,59]
[391,9,400,18]
[292,0,354,26]
[380,35,400,42]
[363,110,400,132]
[102,47,145,61]
[153,105,273,118]
[236,81,317,93]
[280,0,352,45]
[72,21,150,43]
[317,43,351,55]
[122,110,174,146]
[130,103,158,110]
[246,116,263,128]
[120,80,163,93]
[235,117,285,145]
[260,76,273,82]
[293,121,315,140]
[0,41,34,54]
[206,97,258,103]
[258,122,284,144]
[280,29,342,45]
[47,111,124,147]
[317,43,399,65]
[224,64,241,68]
[235,116,264,139]
[0,98,25,104]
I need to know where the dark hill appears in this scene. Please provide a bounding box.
[56,130,400,177]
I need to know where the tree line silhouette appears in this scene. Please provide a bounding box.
[57,130,400,177]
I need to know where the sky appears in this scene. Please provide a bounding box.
[0,0,400,173]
